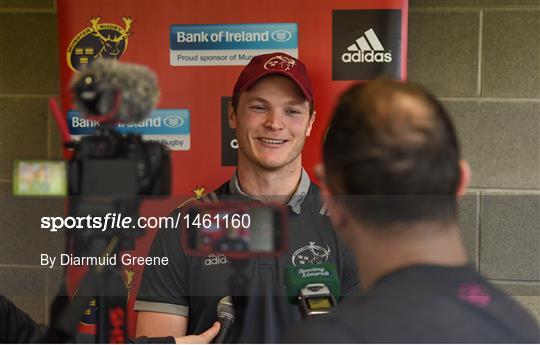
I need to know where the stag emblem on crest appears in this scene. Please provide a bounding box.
[66,16,134,72]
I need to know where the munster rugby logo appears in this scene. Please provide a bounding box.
[292,242,331,267]
[66,16,133,72]
[264,55,296,71]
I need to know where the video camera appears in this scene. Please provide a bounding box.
[47,58,170,343]
[67,59,171,256]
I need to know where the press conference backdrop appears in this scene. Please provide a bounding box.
[58,0,408,184]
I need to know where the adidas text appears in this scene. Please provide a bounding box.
[341,50,392,63]
[204,254,230,266]
[342,28,393,64]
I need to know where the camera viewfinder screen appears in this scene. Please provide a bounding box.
[192,206,277,253]
[13,160,67,196]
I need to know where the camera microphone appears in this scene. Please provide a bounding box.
[214,296,235,344]
[284,263,340,319]
[70,58,160,124]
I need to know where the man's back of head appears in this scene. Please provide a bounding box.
[324,78,463,227]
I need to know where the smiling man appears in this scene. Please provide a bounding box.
[134,53,359,343]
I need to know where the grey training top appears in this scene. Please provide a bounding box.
[135,169,359,343]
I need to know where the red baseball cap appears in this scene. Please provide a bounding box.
[232,52,314,105]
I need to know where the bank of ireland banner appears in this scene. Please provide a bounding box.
[170,23,298,66]
[56,0,408,337]
[68,109,191,150]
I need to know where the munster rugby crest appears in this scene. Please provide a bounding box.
[292,242,331,267]
[67,16,133,72]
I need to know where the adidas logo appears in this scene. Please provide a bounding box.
[204,253,230,266]
[341,28,392,63]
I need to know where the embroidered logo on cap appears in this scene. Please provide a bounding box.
[264,55,296,71]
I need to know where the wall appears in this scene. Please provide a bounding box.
[408,0,539,320]
[0,0,63,325]
[0,0,538,325]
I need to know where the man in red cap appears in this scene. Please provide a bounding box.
[134,53,359,343]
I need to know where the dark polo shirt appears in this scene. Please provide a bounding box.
[135,170,359,343]
[285,265,540,343]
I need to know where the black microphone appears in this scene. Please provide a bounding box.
[214,296,235,344]
[70,58,160,124]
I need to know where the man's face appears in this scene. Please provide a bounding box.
[229,75,315,171]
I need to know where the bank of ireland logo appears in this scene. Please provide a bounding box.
[264,55,296,71]
[271,29,292,42]
[342,28,392,63]
[292,242,331,267]
[163,115,184,128]
[66,16,133,72]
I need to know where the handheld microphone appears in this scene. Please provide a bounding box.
[284,263,340,318]
[70,58,160,124]
[214,296,234,344]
